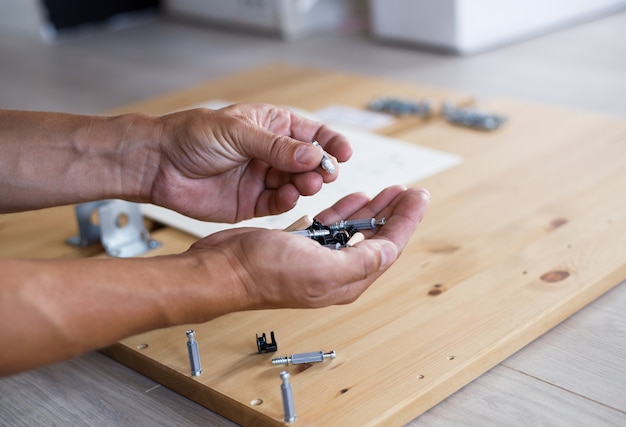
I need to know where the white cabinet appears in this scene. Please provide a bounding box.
[370,0,626,54]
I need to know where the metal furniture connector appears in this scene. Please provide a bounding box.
[272,350,336,366]
[256,331,278,353]
[280,371,296,422]
[186,330,202,376]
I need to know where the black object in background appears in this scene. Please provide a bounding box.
[42,0,161,30]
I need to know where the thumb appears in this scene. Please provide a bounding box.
[243,131,325,173]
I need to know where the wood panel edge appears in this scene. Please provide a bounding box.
[100,344,282,427]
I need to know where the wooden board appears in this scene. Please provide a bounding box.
[3,65,625,425]
[0,206,103,259]
[101,67,625,425]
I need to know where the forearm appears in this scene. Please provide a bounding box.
[0,109,160,212]
[0,251,242,376]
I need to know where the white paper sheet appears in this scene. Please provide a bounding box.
[141,101,461,237]
[314,104,395,131]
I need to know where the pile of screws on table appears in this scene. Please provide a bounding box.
[368,96,432,117]
[367,96,507,131]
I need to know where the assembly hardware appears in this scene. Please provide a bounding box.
[289,229,331,239]
[272,350,336,366]
[66,199,160,258]
[289,217,385,249]
[186,330,203,376]
[322,242,343,250]
[280,371,296,422]
[256,331,278,353]
[367,97,432,117]
[346,232,365,247]
[328,217,386,231]
[442,101,507,131]
[311,140,336,174]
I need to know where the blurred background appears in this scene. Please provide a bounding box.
[1,0,625,116]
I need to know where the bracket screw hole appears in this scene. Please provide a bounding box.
[89,209,100,226]
[116,212,129,228]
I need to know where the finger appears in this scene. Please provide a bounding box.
[265,168,325,196]
[346,186,409,222]
[219,104,350,175]
[312,127,353,163]
[264,168,292,190]
[253,185,301,217]
[313,192,371,224]
[287,113,353,163]
[236,118,325,174]
[291,172,324,196]
[314,186,407,224]
[371,187,430,247]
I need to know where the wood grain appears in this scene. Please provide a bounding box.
[0,206,102,259]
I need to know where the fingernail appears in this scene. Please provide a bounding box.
[295,144,318,165]
[379,241,398,270]
[416,188,431,201]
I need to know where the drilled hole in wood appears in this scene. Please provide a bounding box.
[447,355,456,361]
[136,343,149,350]
[250,399,263,406]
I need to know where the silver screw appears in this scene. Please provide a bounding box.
[327,217,386,231]
[186,330,202,376]
[280,371,296,422]
[272,350,336,366]
[311,140,336,174]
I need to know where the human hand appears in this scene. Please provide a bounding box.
[186,186,429,311]
[150,103,352,223]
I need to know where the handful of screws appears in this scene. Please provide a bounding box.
[289,217,386,249]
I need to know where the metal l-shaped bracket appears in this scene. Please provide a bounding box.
[66,200,161,258]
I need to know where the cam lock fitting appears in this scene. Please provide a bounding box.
[272,350,336,366]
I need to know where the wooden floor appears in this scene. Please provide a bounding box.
[1,9,625,426]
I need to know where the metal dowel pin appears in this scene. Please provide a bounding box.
[186,330,202,376]
[311,140,336,174]
[280,371,296,422]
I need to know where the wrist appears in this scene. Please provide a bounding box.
[109,112,163,204]
[180,247,251,321]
